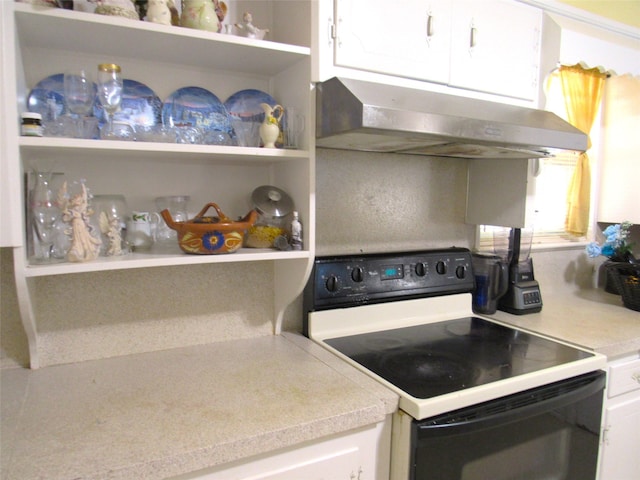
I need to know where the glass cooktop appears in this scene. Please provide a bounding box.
[325,317,591,399]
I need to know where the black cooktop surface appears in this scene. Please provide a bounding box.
[325,317,591,399]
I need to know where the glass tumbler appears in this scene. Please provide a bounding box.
[155,195,190,246]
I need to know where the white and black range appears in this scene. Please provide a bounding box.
[303,248,607,480]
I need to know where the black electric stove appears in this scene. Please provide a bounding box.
[303,248,605,420]
[324,316,591,399]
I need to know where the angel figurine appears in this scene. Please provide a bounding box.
[99,211,125,256]
[59,181,101,262]
[235,12,269,40]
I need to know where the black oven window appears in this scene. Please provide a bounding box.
[411,371,605,480]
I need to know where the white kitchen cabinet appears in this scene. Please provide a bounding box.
[0,5,22,247]
[172,421,391,480]
[449,0,541,100]
[596,75,640,224]
[333,0,452,85]
[597,354,640,479]
[1,2,314,368]
[316,0,541,102]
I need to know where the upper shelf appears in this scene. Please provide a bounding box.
[13,3,310,76]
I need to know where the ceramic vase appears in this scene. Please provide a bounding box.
[259,122,280,148]
[259,103,283,148]
[180,0,220,32]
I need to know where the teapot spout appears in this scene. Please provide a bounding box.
[160,209,178,231]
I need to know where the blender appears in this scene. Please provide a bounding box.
[496,227,543,315]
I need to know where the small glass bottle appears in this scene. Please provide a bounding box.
[290,211,303,250]
[21,112,43,137]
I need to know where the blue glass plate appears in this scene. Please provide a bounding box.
[224,89,277,123]
[162,86,232,135]
[94,79,162,128]
[27,73,69,120]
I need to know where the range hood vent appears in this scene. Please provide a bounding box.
[316,77,588,159]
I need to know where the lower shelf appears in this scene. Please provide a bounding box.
[24,247,310,277]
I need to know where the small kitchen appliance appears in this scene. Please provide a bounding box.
[497,227,543,314]
[303,248,606,480]
[470,252,508,314]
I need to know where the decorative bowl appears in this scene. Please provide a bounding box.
[160,202,257,254]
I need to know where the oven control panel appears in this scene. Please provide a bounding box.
[304,248,474,311]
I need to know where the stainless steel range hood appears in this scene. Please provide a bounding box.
[316,77,588,159]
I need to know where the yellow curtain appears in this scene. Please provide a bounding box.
[558,64,607,237]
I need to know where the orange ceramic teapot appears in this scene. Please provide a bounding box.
[160,202,257,254]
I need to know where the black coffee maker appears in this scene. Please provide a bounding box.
[497,228,543,315]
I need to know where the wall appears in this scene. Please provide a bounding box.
[0,251,276,368]
[314,149,475,256]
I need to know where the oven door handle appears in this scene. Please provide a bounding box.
[416,371,605,437]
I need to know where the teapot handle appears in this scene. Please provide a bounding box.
[194,202,232,223]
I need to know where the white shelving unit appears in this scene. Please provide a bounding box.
[1,2,314,368]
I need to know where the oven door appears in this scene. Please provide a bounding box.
[409,371,605,480]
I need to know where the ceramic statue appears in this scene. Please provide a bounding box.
[235,11,269,40]
[91,0,140,20]
[145,0,173,25]
[99,212,125,256]
[59,181,102,262]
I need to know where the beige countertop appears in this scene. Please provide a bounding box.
[0,333,398,480]
[2,288,638,480]
[488,289,640,359]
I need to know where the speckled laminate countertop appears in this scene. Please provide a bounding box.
[2,289,639,480]
[0,333,398,480]
[488,288,640,359]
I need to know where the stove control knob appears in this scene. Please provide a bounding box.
[436,260,447,275]
[415,262,427,277]
[456,265,466,279]
[351,266,364,282]
[325,274,339,292]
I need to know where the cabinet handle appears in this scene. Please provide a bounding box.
[426,13,434,38]
[632,372,640,384]
[470,25,478,49]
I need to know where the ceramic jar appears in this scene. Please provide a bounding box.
[180,0,220,32]
[259,103,283,148]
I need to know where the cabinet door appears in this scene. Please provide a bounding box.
[449,0,541,100]
[598,393,640,479]
[597,74,640,224]
[334,0,451,84]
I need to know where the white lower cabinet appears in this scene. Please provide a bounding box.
[172,421,391,480]
[598,354,640,479]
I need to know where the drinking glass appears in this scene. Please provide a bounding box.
[64,70,96,138]
[96,63,123,138]
[30,171,64,263]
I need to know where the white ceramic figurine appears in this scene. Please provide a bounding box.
[91,0,139,21]
[145,0,173,25]
[235,12,269,40]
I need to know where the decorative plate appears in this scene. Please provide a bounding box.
[94,79,162,128]
[162,86,232,135]
[224,89,277,123]
[27,73,69,120]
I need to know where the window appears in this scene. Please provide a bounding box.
[479,69,603,250]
